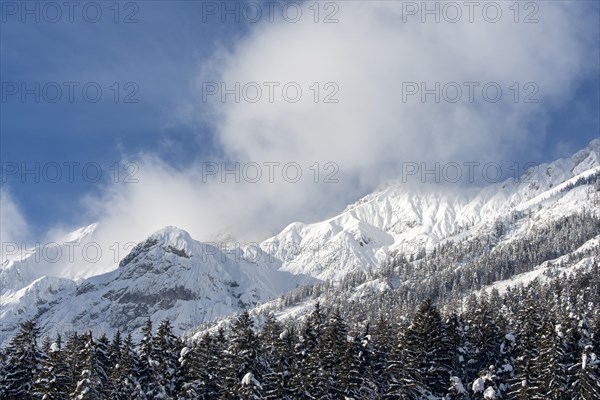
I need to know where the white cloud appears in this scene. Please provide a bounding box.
[0,188,31,262]
[74,1,600,257]
[201,1,595,171]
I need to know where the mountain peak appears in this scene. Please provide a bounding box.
[117,226,196,268]
[63,222,98,243]
[149,226,195,246]
[570,137,600,172]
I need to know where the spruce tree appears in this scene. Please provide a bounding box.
[33,334,70,400]
[114,333,145,400]
[31,335,52,399]
[152,319,182,398]
[95,333,115,398]
[345,324,377,398]
[290,303,325,398]
[63,332,85,394]
[69,332,103,400]
[372,313,392,396]
[3,320,43,399]
[320,308,348,397]
[385,319,415,399]
[402,299,452,397]
[465,294,503,386]
[568,315,600,399]
[177,342,200,399]
[178,333,220,399]
[198,331,222,398]
[537,320,568,399]
[507,291,544,399]
[261,314,294,399]
[137,318,165,398]
[109,330,122,370]
[0,347,7,399]
[224,310,264,399]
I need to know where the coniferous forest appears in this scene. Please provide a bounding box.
[1,262,599,399]
[3,0,600,398]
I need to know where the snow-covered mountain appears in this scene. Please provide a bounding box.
[0,227,309,345]
[1,139,598,344]
[258,139,600,281]
[0,223,101,295]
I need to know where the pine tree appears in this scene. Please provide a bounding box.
[177,342,200,399]
[447,375,469,399]
[69,332,103,400]
[109,330,123,370]
[495,328,516,397]
[178,333,221,399]
[471,365,500,400]
[445,314,468,386]
[386,318,416,399]
[0,347,7,399]
[198,332,222,398]
[507,291,544,399]
[372,313,392,396]
[137,318,165,398]
[559,301,581,397]
[212,328,228,394]
[591,312,600,357]
[223,310,264,399]
[114,333,145,400]
[569,344,600,400]
[32,334,70,400]
[465,294,504,386]
[152,319,182,398]
[402,299,452,397]
[3,320,44,399]
[345,323,377,398]
[568,315,600,399]
[95,333,115,398]
[261,314,294,399]
[289,303,325,398]
[63,332,85,394]
[320,308,348,397]
[537,320,568,399]
[31,335,52,399]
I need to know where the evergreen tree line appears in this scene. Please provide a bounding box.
[245,210,599,328]
[1,265,599,399]
[560,171,600,193]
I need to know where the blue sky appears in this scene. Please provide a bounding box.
[1,1,599,245]
[1,2,243,233]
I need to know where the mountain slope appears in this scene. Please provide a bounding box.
[0,223,101,297]
[0,227,308,344]
[259,139,599,281]
[1,139,598,345]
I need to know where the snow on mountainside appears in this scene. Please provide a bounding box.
[259,139,599,281]
[483,237,599,295]
[193,225,600,340]
[0,223,102,296]
[0,139,598,344]
[0,227,309,345]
